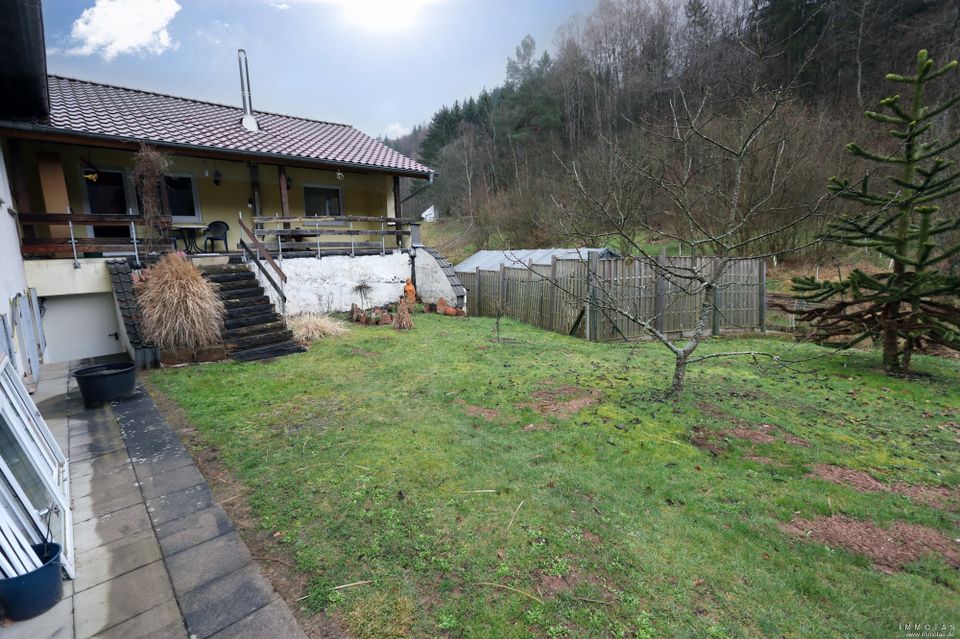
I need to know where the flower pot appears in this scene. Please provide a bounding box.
[73,362,136,406]
[0,543,63,621]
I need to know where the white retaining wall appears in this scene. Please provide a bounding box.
[256,250,462,315]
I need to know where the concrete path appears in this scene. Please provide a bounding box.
[6,359,307,639]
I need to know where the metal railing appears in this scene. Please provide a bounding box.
[16,208,164,268]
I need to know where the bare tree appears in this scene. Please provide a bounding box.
[549,75,828,396]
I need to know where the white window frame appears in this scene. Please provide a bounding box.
[165,172,203,223]
[303,183,344,218]
[0,354,74,578]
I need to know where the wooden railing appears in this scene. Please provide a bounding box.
[15,210,170,267]
[238,213,287,314]
[251,215,421,257]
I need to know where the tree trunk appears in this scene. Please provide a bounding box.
[669,354,688,397]
[881,300,901,372]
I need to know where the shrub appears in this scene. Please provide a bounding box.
[289,313,349,345]
[138,253,225,351]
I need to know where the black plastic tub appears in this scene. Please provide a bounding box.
[73,362,136,406]
[0,543,63,621]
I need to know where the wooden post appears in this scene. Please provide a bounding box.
[549,256,558,333]
[654,251,666,335]
[587,252,600,342]
[278,166,290,217]
[248,163,262,217]
[475,266,481,316]
[758,260,767,333]
[712,285,721,336]
[498,263,506,315]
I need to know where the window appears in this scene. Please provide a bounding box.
[165,175,200,221]
[84,169,130,238]
[304,186,342,217]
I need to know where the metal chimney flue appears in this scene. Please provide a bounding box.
[237,49,259,132]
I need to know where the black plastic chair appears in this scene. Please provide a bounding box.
[203,221,230,253]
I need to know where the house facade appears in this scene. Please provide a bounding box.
[0,14,463,370]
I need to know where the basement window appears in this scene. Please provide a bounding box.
[304,185,342,217]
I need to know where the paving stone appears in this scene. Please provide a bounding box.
[145,483,214,527]
[75,529,162,593]
[208,598,307,639]
[180,564,277,639]
[129,447,195,477]
[74,561,175,639]
[90,600,187,639]
[155,505,234,557]
[72,463,137,500]
[74,503,152,554]
[5,593,73,639]
[70,450,132,480]
[72,479,143,523]
[166,531,251,595]
[69,441,127,463]
[138,463,204,500]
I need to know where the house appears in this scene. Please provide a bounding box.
[0,1,462,371]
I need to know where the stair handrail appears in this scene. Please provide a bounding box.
[238,212,286,284]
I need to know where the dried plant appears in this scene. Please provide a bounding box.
[392,298,414,330]
[289,313,349,345]
[132,143,172,254]
[138,253,225,351]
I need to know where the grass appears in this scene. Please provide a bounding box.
[150,315,960,638]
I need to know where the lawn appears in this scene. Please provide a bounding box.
[150,315,960,639]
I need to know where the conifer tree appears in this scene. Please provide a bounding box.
[793,50,960,372]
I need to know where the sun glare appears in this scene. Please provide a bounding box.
[337,0,437,32]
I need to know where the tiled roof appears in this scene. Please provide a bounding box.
[18,76,432,176]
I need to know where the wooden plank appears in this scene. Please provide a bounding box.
[237,216,286,284]
[253,215,420,224]
[254,228,410,237]
[17,212,148,225]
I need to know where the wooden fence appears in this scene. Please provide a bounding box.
[458,255,766,342]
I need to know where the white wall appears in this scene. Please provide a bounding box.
[42,294,124,363]
[263,252,412,314]
[0,144,31,373]
[415,250,459,306]
[254,250,463,315]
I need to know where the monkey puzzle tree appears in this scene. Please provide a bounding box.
[793,50,960,372]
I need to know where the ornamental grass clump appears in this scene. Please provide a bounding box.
[138,253,225,351]
[289,313,349,345]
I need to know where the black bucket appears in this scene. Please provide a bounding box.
[0,543,63,621]
[73,362,136,406]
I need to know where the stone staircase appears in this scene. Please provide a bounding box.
[200,264,304,362]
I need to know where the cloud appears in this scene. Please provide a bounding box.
[67,0,182,61]
[384,122,412,138]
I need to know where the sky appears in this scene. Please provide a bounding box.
[41,0,597,138]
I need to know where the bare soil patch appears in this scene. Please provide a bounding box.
[693,402,809,449]
[522,384,601,418]
[689,427,725,457]
[456,399,500,421]
[810,464,958,510]
[779,515,960,573]
[145,382,348,639]
[728,428,777,445]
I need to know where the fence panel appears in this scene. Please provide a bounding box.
[459,255,762,342]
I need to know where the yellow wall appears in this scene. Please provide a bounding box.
[16,141,396,251]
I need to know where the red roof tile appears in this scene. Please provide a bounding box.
[25,76,432,176]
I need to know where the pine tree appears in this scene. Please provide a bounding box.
[793,50,960,372]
